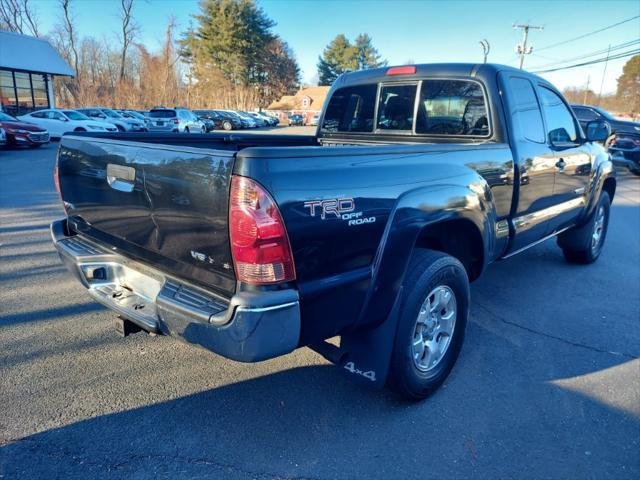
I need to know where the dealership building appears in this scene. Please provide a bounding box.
[0,30,74,116]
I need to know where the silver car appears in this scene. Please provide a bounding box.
[77,107,146,132]
[147,108,205,133]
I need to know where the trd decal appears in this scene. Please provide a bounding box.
[304,198,376,226]
[304,198,354,219]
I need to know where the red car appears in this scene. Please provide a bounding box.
[0,111,50,148]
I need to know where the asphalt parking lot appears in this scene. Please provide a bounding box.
[1,134,639,479]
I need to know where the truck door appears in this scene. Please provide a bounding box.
[500,73,557,253]
[537,86,592,233]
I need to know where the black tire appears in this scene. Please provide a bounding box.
[73,127,86,132]
[387,249,470,400]
[115,124,125,132]
[558,191,610,264]
[223,121,232,131]
[184,127,190,134]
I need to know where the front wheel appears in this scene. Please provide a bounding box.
[387,249,469,400]
[558,191,611,264]
[222,121,232,131]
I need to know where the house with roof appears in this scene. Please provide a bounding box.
[267,86,330,125]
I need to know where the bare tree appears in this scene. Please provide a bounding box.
[118,0,137,81]
[59,0,79,79]
[0,0,40,36]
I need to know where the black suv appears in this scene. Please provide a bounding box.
[571,105,640,175]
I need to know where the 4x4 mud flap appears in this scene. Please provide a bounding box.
[310,287,403,389]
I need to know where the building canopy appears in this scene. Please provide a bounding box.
[0,30,74,76]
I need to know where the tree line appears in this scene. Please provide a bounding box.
[0,0,390,110]
[2,0,635,116]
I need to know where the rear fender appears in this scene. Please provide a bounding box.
[326,178,494,388]
[356,177,494,332]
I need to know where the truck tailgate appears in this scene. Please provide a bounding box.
[57,136,236,296]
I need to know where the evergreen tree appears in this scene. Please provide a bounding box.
[317,33,386,86]
[354,33,386,70]
[180,0,299,108]
[317,34,358,86]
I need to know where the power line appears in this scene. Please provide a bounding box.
[531,48,640,73]
[529,39,640,69]
[536,15,640,52]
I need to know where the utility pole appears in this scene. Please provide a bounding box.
[479,39,490,63]
[597,44,611,106]
[583,75,590,104]
[513,23,544,69]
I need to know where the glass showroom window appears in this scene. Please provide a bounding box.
[0,70,50,115]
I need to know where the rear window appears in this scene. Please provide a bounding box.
[322,80,489,136]
[377,84,417,131]
[321,84,377,133]
[148,109,177,118]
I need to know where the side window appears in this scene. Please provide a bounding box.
[376,84,417,131]
[573,107,598,122]
[509,77,545,143]
[31,111,45,118]
[539,87,578,144]
[321,84,378,133]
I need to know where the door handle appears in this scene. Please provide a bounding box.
[555,158,566,170]
[106,163,136,192]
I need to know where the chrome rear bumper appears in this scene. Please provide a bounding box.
[51,219,301,362]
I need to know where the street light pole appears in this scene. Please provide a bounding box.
[513,23,544,69]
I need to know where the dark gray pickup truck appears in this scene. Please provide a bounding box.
[52,63,616,399]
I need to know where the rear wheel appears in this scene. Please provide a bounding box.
[558,191,610,264]
[115,124,125,132]
[387,249,469,400]
[73,127,86,132]
[223,121,232,131]
[184,127,190,134]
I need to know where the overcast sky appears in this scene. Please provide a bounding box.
[31,0,640,93]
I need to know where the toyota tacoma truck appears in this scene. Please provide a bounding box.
[51,63,616,400]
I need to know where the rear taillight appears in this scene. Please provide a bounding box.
[229,176,295,285]
[609,135,616,146]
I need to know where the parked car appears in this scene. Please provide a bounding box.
[243,111,268,127]
[608,133,640,175]
[18,109,116,139]
[571,104,640,137]
[0,111,50,147]
[51,63,615,400]
[253,111,279,127]
[232,111,258,128]
[288,114,304,126]
[308,114,320,126]
[571,105,640,176]
[146,107,205,133]
[191,110,216,132]
[193,110,235,131]
[77,107,146,132]
[117,109,151,127]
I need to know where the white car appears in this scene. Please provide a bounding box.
[18,109,117,138]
